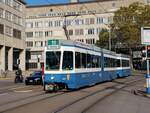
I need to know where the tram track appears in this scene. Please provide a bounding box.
[0,91,66,113]
[0,85,39,94]
[51,76,145,113]
[0,74,144,113]
[81,78,144,113]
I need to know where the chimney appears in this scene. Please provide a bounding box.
[70,0,79,3]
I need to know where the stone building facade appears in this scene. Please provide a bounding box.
[25,0,147,69]
[0,0,26,71]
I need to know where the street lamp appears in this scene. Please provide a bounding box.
[108,28,111,50]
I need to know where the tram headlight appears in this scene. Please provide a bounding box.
[51,76,55,80]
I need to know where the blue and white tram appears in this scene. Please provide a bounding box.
[43,39,131,91]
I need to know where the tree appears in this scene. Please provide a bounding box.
[96,28,109,49]
[113,2,150,48]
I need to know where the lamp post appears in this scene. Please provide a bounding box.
[108,28,111,50]
[37,55,41,70]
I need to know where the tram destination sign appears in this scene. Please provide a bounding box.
[141,27,150,45]
[47,40,60,50]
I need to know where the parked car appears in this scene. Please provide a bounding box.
[25,71,43,85]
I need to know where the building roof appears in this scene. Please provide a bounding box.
[26,0,115,8]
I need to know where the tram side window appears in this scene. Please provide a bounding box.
[62,51,73,70]
[122,60,129,67]
[104,57,109,67]
[75,52,81,68]
[87,54,92,68]
[96,56,101,68]
[116,59,121,67]
[81,53,86,68]
[92,55,101,68]
[104,57,115,67]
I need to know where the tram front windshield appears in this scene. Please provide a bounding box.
[46,51,61,70]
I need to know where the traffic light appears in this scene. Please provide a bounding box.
[147,46,150,58]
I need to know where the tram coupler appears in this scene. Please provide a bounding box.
[45,83,59,92]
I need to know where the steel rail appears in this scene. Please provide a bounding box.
[51,77,144,113]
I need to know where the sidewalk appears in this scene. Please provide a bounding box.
[0,70,33,79]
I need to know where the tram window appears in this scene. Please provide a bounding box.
[81,53,86,68]
[122,60,129,67]
[87,54,92,68]
[62,51,73,70]
[116,59,121,67]
[104,57,115,67]
[96,56,101,68]
[46,51,61,70]
[104,57,107,67]
[75,52,81,68]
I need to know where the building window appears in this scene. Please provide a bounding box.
[26,32,33,38]
[35,41,43,47]
[75,29,83,35]
[0,8,3,18]
[35,31,43,37]
[65,20,71,26]
[48,21,53,27]
[75,19,84,25]
[85,18,95,25]
[108,16,113,24]
[13,0,22,11]
[35,21,43,28]
[68,29,73,36]
[45,31,52,37]
[26,22,33,28]
[12,14,21,25]
[90,18,95,24]
[5,26,12,36]
[5,11,12,21]
[13,29,21,39]
[5,0,12,6]
[96,28,101,35]
[88,28,95,35]
[112,3,116,8]
[86,39,95,44]
[26,41,33,47]
[0,24,4,34]
[27,63,37,69]
[54,20,61,27]
[45,21,49,27]
[97,17,103,24]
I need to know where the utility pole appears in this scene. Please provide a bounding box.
[109,28,111,50]
[63,14,79,40]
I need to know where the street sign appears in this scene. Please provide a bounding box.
[141,27,150,45]
[141,27,150,94]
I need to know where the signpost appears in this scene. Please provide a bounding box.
[141,27,150,94]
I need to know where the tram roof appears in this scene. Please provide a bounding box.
[52,39,102,52]
[47,39,130,58]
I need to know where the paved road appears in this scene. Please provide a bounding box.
[0,71,149,113]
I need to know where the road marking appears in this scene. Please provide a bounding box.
[0,77,13,80]
[10,86,29,90]
[14,90,32,93]
[0,93,8,96]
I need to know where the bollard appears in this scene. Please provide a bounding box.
[146,74,150,94]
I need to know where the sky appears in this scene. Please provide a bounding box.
[26,0,69,5]
[25,0,92,5]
